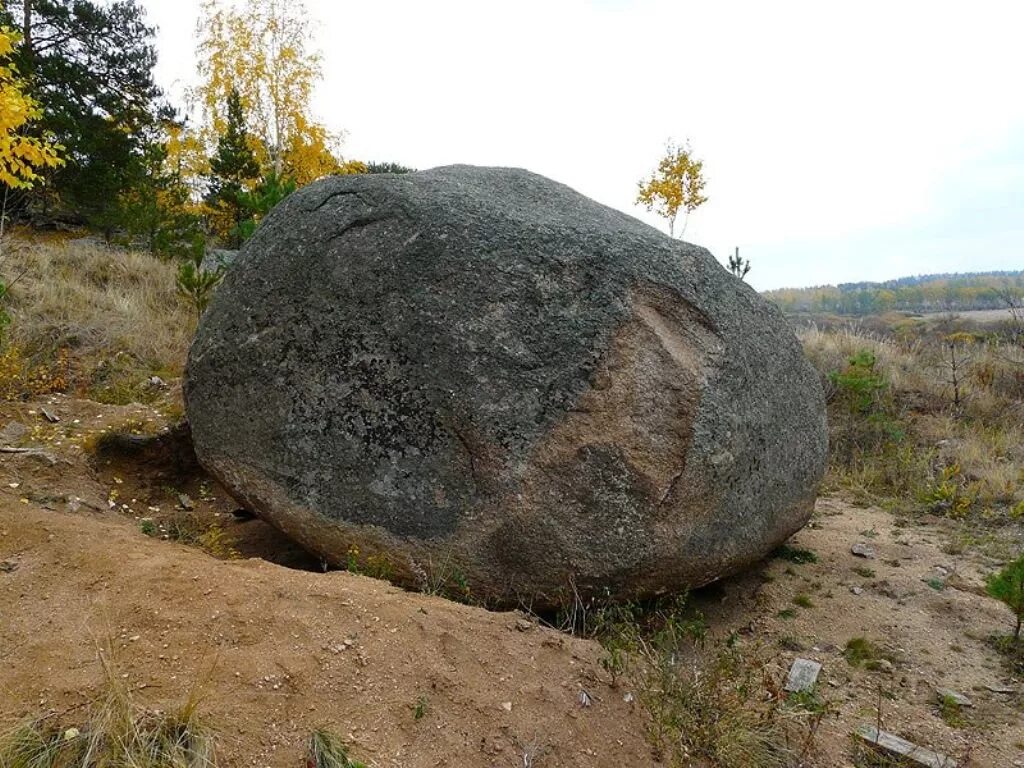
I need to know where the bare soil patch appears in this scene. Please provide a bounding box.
[2,394,1023,766]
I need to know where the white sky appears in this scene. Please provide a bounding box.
[141,0,1024,290]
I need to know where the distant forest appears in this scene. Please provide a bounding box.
[765,271,1024,316]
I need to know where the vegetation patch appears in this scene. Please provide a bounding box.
[591,597,827,767]
[307,729,367,768]
[843,637,894,671]
[0,661,216,768]
[773,544,818,564]
[802,324,1024,530]
[938,694,967,728]
[0,239,191,404]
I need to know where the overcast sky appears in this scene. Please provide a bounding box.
[140,0,1024,290]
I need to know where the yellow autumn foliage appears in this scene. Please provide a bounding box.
[0,27,63,189]
[194,0,345,187]
[636,140,707,238]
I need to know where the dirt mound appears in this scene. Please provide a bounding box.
[0,497,653,767]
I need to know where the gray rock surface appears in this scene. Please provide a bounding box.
[851,542,876,558]
[784,658,822,693]
[855,725,956,768]
[185,165,828,607]
[935,688,973,707]
[199,248,238,274]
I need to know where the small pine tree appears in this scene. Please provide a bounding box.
[120,131,202,259]
[207,88,261,247]
[176,244,224,319]
[987,553,1024,641]
[727,247,750,280]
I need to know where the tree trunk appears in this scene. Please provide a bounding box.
[22,0,32,58]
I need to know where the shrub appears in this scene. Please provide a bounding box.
[829,350,886,415]
[918,464,974,518]
[594,598,803,767]
[801,325,1024,522]
[176,252,224,319]
[828,350,904,465]
[986,552,1024,641]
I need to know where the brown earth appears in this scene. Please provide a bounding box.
[2,392,1023,767]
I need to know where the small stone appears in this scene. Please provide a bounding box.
[855,725,956,768]
[851,542,876,559]
[514,618,533,632]
[935,688,972,707]
[985,684,1015,694]
[500,701,513,712]
[0,560,17,573]
[578,689,592,707]
[850,586,864,595]
[784,658,822,693]
[0,422,28,442]
[178,494,195,511]
[623,692,635,703]
[874,659,894,673]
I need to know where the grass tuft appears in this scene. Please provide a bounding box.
[307,729,367,768]
[792,594,814,609]
[0,665,216,768]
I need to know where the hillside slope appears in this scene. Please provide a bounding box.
[0,492,653,767]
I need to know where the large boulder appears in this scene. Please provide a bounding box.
[185,165,827,607]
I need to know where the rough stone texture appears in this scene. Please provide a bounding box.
[935,688,973,707]
[784,658,822,693]
[185,165,828,607]
[200,248,238,274]
[855,726,956,768]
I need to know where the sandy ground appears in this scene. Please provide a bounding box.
[697,497,1024,767]
[2,393,1023,767]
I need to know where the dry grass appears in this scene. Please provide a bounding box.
[801,323,1024,522]
[0,651,216,768]
[592,600,824,768]
[0,233,192,403]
